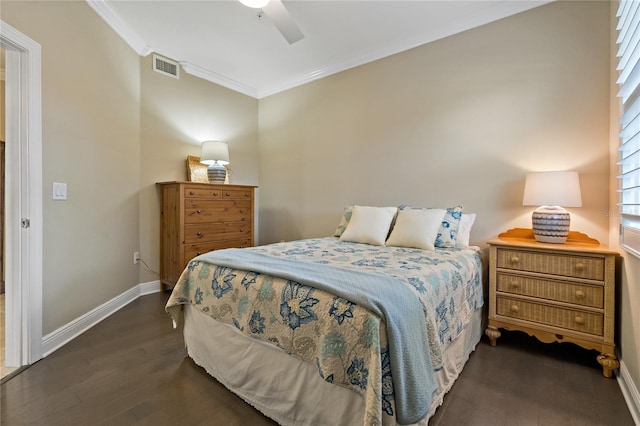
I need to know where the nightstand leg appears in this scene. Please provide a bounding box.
[597,353,620,378]
[485,326,501,347]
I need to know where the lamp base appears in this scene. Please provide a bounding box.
[207,163,227,184]
[531,206,570,244]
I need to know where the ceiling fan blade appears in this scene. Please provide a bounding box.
[262,0,305,44]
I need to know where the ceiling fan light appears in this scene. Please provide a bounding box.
[239,0,270,9]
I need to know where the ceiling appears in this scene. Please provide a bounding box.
[89,0,550,99]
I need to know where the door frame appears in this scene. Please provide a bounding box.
[1,20,43,366]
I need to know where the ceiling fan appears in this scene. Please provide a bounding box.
[239,0,305,45]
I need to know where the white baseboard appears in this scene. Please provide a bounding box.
[41,280,162,357]
[618,359,640,426]
[139,280,163,296]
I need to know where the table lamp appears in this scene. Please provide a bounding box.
[522,171,582,243]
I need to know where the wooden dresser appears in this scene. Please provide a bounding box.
[157,181,256,288]
[485,228,619,377]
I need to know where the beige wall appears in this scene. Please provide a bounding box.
[609,1,640,409]
[258,1,611,247]
[2,1,141,333]
[139,55,259,283]
[2,1,260,333]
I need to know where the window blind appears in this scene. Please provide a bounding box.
[617,0,640,257]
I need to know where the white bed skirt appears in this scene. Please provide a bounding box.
[183,305,483,426]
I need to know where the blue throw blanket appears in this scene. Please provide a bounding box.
[196,248,436,425]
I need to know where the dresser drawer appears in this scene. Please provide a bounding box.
[221,188,254,200]
[183,185,223,199]
[496,296,603,336]
[496,273,603,308]
[496,248,604,280]
[184,200,252,224]
[184,238,253,261]
[184,223,251,243]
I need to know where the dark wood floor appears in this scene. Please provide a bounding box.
[1,292,634,426]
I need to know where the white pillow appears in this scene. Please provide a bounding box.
[386,208,444,250]
[456,213,477,247]
[339,206,398,246]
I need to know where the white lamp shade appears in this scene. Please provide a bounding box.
[201,141,230,166]
[522,171,582,208]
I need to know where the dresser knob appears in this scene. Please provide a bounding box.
[196,252,202,256]
[197,209,202,214]
[226,192,231,196]
[240,228,245,232]
[239,209,245,213]
[574,316,585,325]
[510,305,519,313]
[510,256,520,264]
[197,232,203,238]
[189,191,195,195]
[575,263,585,272]
[511,282,520,290]
[575,290,585,299]
[245,193,249,197]
[213,192,218,196]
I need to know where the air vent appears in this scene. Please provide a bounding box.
[153,54,179,79]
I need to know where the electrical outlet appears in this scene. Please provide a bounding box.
[133,251,140,265]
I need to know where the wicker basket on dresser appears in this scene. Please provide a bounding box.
[157,181,256,288]
[485,228,620,377]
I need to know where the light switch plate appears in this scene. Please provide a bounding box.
[52,182,67,200]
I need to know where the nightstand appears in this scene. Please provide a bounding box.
[485,228,619,377]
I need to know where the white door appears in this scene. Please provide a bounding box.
[1,20,43,367]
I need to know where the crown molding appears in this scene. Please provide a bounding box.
[86,0,550,99]
[180,61,258,99]
[257,0,552,98]
[86,0,152,56]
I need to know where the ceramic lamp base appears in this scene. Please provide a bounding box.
[531,206,570,244]
[207,163,227,184]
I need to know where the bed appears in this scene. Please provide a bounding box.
[166,206,484,426]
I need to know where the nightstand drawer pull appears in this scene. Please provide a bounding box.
[197,209,202,214]
[575,263,585,272]
[226,192,231,196]
[511,281,520,290]
[189,191,195,195]
[510,305,519,313]
[575,316,585,325]
[510,256,520,264]
[575,290,585,299]
[197,232,203,238]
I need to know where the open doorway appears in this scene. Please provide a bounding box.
[1,20,43,380]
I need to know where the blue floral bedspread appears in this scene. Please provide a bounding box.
[166,237,483,425]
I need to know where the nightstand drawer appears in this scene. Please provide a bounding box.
[496,273,603,308]
[496,296,603,336]
[496,249,604,280]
